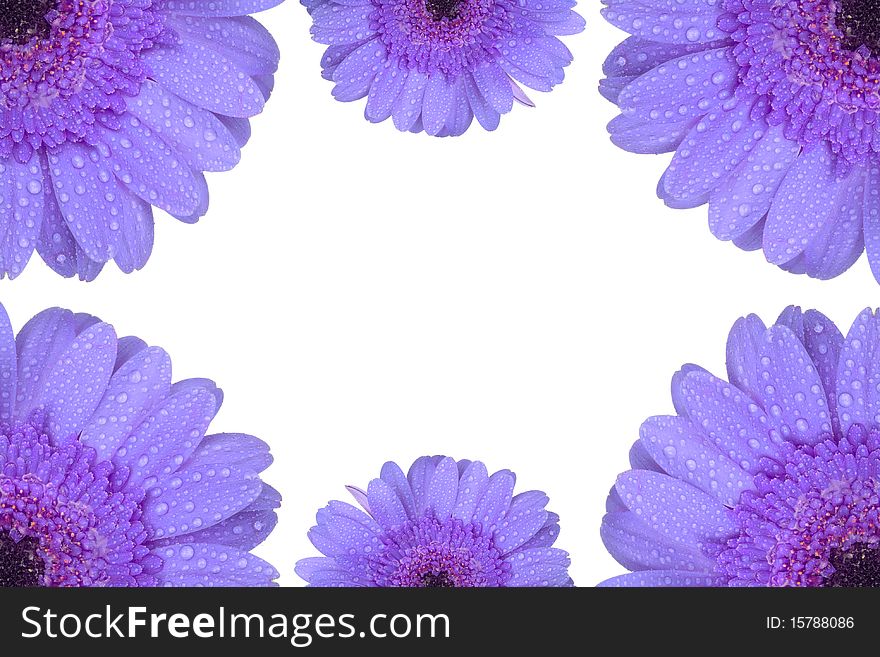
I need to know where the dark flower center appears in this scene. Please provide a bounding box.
[824,543,880,587]
[836,0,880,53]
[0,533,44,587]
[0,0,56,44]
[425,0,462,20]
[420,571,455,587]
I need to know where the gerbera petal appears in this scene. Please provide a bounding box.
[505,547,571,586]
[392,69,429,131]
[153,507,277,551]
[365,64,408,122]
[606,0,723,14]
[112,385,218,489]
[295,556,355,585]
[756,325,832,444]
[127,81,242,173]
[639,415,755,505]
[34,173,83,280]
[463,73,501,131]
[30,322,117,440]
[708,126,801,241]
[542,10,585,35]
[422,74,455,137]
[601,510,717,571]
[111,189,155,274]
[46,143,123,263]
[776,307,844,436]
[764,144,853,268]
[608,114,694,154]
[79,346,173,461]
[601,2,725,44]
[142,461,263,540]
[451,459,490,521]
[168,16,280,75]
[836,309,880,435]
[725,313,768,401]
[187,433,273,473]
[615,470,738,543]
[675,368,781,466]
[162,0,285,16]
[864,164,880,283]
[309,503,382,556]
[0,152,43,278]
[494,490,549,555]
[367,477,410,528]
[731,216,765,251]
[407,455,443,512]
[0,304,15,423]
[143,43,266,118]
[14,309,76,414]
[443,81,474,136]
[599,571,724,587]
[662,98,767,206]
[331,39,385,101]
[603,37,712,79]
[424,456,459,517]
[101,120,205,219]
[380,460,417,521]
[617,48,737,124]
[152,543,278,586]
[472,469,515,531]
[628,438,662,472]
[518,511,561,550]
[798,176,866,281]
[472,62,514,115]
[311,4,374,44]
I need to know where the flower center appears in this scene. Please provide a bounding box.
[368,514,511,587]
[836,0,880,54]
[373,0,508,78]
[824,543,880,587]
[0,0,55,44]
[424,0,462,20]
[420,571,455,587]
[0,533,44,587]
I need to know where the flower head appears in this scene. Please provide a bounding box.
[601,307,880,587]
[0,303,279,586]
[0,0,281,280]
[296,455,571,586]
[303,0,584,136]
[601,0,880,282]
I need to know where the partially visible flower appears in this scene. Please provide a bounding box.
[0,303,279,586]
[601,307,880,587]
[297,455,571,586]
[302,0,583,136]
[0,0,281,280]
[601,0,880,282]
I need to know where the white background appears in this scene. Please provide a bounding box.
[5,3,880,586]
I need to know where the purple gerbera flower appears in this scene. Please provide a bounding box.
[302,0,584,136]
[601,0,880,282]
[0,303,279,586]
[296,456,571,586]
[600,306,880,587]
[0,0,281,280]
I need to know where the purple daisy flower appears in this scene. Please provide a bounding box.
[302,0,584,136]
[0,0,281,280]
[601,0,880,281]
[0,303,279,587]
[296,456,571,586]
[600,306,880,587]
